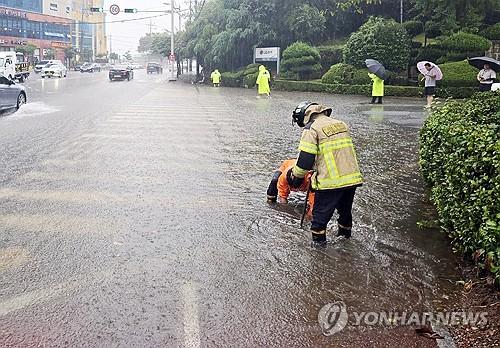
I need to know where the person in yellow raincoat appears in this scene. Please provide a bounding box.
[256,65,271,97]
[368,72,384,104]
[210,69,221,87]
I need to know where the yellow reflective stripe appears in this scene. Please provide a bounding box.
[292,165,308,178]
[319,139,353,151]
[313,173,363,190]
[324,152,337,178]
[299,141,319,155]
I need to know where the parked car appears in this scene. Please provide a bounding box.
[147,62,163,74]
[109,65,134,81]
[0,76,26,111]
[80,63,95,73]
[74,64,82,71]
[41,62,67,78]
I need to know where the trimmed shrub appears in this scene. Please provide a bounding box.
[440,32,491,53]
[243,63,260,88]
[344,17,411,72]
[424,21,442,39]
[221,70,244,87]
[439,60,479,87]
[420,92,500,283]
[403,20,424,37]
[281,41,322,80]
[481,23,500,41]
[321,63,355,84]
[316,45,344,74]
[273,79,476,99]
[352,69,371,85]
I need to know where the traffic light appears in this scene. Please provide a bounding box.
[90,7,103,12]
[124,8,137,13]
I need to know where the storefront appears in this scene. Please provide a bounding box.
[0,5,71,61]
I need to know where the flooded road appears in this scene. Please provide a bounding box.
[0,71,460,347]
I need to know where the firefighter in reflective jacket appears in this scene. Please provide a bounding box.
[290,102,363,244]
[266,159,315,216]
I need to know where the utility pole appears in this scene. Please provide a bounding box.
[109,34,112,63]
[400,0,404,24]
[170,0,176,81]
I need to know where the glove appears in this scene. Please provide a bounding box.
[286,168,304,188]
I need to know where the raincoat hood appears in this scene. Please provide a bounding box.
[259,65,266,72]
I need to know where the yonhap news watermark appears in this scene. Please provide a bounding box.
[318,301,488,336]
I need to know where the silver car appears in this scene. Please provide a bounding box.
[0,76,27,111]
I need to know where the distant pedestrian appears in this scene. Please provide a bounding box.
[211,69,221,87]
[256,65,271,98]
[422,63,437,108]
[368,72,384,104]
[477,63,497,92]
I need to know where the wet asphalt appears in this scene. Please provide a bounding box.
[0,70,462,347]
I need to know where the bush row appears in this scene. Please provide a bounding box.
[273,79,478,99]
[420,92,500,283]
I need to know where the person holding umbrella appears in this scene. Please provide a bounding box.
[365,59,385,104]
[477,63,496,91]
[469,57,500,92]
[417,61,443,108]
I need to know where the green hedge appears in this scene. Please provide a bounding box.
[274,79,477,98]
[420,92,500,283]
[243,63,260,88]
[220,71,244,87]
[439,60,479,87]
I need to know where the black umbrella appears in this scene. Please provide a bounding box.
[468,57,500,72]
[365,59,386,80]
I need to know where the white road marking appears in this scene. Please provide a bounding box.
[182,282,201,348]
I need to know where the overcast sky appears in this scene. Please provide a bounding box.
[103,0,188,55]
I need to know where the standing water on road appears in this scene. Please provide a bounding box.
[0,76,460,347]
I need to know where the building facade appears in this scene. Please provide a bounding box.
[0,0,107,62]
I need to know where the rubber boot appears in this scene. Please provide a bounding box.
[311,230,327,245]
[337,225,352,239]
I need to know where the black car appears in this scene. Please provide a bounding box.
[109,65,134,81]
[147,63,163,74]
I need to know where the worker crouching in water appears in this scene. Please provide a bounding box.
[290,102,363,244]
[267,159,315,216]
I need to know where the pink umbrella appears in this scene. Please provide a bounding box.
[417,61,443,81]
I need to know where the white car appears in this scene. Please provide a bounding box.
[41,62,67,78]
[492,83,500,92]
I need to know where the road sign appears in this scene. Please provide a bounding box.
[124,8,137,13]
[109,4,120,15]
[90,7,103,12]
[169,54,176,61]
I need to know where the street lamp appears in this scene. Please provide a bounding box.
[163,2,176,81]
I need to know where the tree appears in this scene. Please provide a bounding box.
[109,52,119,63]
[123,51,132,61]
[15,43,37,61]
[44,48,55,60]
[343,17,411,71]
[287,4,326,43]
[138,34,154,53]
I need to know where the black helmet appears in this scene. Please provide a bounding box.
[292,101,318,127]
